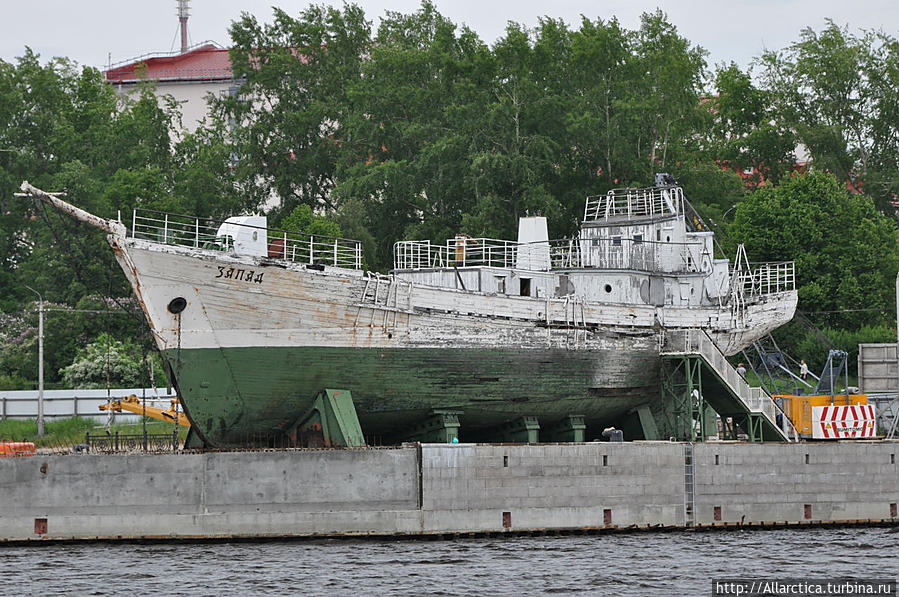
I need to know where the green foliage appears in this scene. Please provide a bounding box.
[3,7,899,391]
[0,296,160,387]
[280,204,342,238]
[671,163,745,240]
[0,374,30,391]
[0,49,194,388]
[58,333,143,389]
[707,63,797,185]
[225,3,372,220]
[221,4,708,268]
[0,50,186,310]
[730,171,899,329]
[773,321,896,379]
[757,21,899,210]
[0,416,95,447]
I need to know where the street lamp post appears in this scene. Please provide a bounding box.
[24,285,44,437]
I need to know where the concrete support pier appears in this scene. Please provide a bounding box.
[0,442,896,542]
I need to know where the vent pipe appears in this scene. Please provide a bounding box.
[177,0,190,53]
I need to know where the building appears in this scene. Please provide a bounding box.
[104,42,236,134]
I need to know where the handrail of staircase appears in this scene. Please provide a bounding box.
[661,328,800,441]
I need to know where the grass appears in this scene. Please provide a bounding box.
[741,370,860,395]
[0,416,189,450]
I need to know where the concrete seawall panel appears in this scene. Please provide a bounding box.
[0,442,896,542]
[692,443,899,525]
[421,443,684,532]
[0,449,421,541]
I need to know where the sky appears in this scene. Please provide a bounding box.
[1,0,898,72]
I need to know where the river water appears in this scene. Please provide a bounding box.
[2,527,897,596]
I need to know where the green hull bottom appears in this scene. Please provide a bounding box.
[164,346,663,447]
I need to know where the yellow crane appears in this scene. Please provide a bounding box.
[98,395,191,427]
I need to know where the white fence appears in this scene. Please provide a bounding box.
[0,388,176,422]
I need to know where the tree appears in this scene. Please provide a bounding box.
[219,4,715,267]
[670,163,745,241]
[729,171,899,329]
[280,204,341,238]
[223,3,372,220]
[565,17,632,191]
[708,63,797,186]
[757,21,899,210]
[58,333,143,389]
[461,19,567,240]
[629,10,707,178]
[336,2,492,265]
[0,51,202,387]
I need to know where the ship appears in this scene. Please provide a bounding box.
[21,175,797,447]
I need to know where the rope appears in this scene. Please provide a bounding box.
[141,319,147,449]
[34,201,143,323]
[104,286,112,432]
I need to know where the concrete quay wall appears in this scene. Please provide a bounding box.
[422,443,684,531]
[0,442,896,542]
[692,443,899,524]
[0,449,422,541]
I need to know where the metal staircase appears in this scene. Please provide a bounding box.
[660,329,799,442]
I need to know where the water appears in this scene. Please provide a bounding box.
[1,527,897,596]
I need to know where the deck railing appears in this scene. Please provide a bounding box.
[393,238,523,270]
[130,209,363,269]
[733,261,795,297]
[394,236,706,274]
[583,186,683,221]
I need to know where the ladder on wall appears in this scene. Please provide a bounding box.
[683,443,695,527]
[355,273,415,333]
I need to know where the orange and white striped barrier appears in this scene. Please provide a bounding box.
[812,404,877,439]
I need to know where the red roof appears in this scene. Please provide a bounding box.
[104,43,232,84]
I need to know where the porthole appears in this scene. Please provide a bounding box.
[167,297,187,314]
[604,284,612,293]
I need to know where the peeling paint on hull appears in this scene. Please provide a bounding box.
[166,345,662,446]
[110,237,796,447]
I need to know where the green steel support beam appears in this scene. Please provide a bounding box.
[636,405,660,440]
[495,416,541,443]
[545,414,586,442]
[291,389,365,447]
[747,414,764,442]
[398,410,462,443]
[701,404,718,442]
[660,355,706,441]
[662,351,788,442]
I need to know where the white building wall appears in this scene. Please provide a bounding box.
[112,79,235,135]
